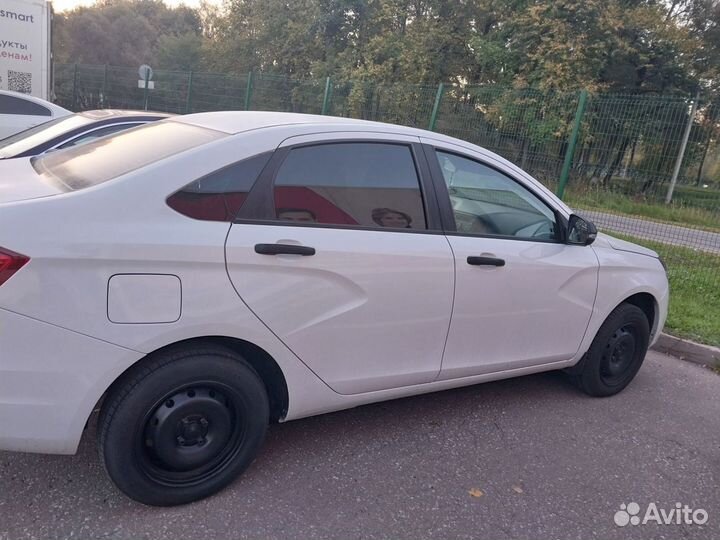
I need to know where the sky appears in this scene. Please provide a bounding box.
[51,0,209,12]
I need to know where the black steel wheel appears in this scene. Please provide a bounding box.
[599,324,639,387]
[98,344,269,506]
[573,303,650,397]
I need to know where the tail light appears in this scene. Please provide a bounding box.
[0,247,30,287]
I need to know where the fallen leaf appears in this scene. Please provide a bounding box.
[512,485,524,494]
[468,488,484,498]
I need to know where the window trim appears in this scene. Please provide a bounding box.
[422,144,568,244]
[235,138,444,233]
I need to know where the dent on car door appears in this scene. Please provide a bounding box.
[224,137,455,395]
[424,143,599,379]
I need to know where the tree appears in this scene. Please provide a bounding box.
[156,32,204,70]
[54,0,203,66]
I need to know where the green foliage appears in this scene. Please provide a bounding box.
[55,0,720,96]
[156,32,204,71]
[54,0,716,95]
[54,0,202,66]
[53,0,720,200]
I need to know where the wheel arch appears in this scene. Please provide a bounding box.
[569,289,661,375]
[621,292,658,337]
[97,336,289,424]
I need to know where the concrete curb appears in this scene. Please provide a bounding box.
[652,333,720,370]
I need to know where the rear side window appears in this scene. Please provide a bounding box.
[268,143,426,230]
[32,122,226,190]
[0,94,51,116]
[167,152,272,222]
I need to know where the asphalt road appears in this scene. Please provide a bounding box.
[579,210,720,254]
[1,350,719,540]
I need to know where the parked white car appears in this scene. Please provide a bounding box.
[0,89,71,139]
[0,112,669,506]
[0,109,171,159]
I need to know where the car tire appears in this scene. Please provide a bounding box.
[572,303,650,397]
[98,343,269,506]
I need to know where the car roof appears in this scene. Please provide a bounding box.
[79,109,173,120]
[170,111,435,138]
[168,111,573,216]
[0,90,71,115]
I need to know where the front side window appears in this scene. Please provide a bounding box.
[436,151,557,240]
[269,143,427,230]
[167,152,272,222]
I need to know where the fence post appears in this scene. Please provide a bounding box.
[244,71,254,111]
[428,82,445,131]
[102,64,108,108]
[71,63,78,110]
[142,69,150,111]
[321,76,332,115]
[665,91,700,203]
[185,70,194,114]
[556,89,588,200]
[695,113,714,186]
[695,107,716,186]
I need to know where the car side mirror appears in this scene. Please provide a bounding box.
[567,214,597,246]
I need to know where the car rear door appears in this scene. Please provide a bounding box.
[225,132,455,395]
[421,138,599,379]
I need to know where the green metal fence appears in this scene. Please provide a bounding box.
[52,63,720,343]
[53,64,719,201]
[52,63,719,215]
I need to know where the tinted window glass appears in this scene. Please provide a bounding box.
[271,143,426,230]
[168,152,272,222]
[0,94,51,116]
[32,122,226,191]
[436,151,557,240]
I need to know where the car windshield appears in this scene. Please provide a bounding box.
[31,121,226,190]
[0,114,95,158]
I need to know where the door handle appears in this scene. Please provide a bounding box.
[254,243,316,256]
[467,256,505,267]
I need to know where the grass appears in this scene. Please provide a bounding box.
[566,188,720,233]
[613,233,720,347]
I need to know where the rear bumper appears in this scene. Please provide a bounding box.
[0,308,143,454]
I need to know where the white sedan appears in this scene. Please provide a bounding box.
[0,112,668,506]
[0,89,71,139]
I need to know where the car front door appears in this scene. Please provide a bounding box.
[421,139,599,379]
[225,133,455,395]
